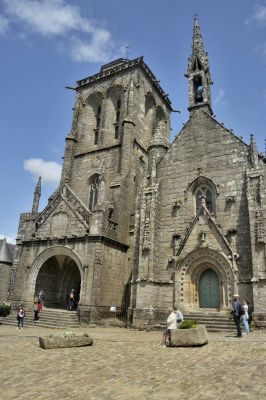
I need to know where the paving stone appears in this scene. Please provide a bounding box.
[0,325,266,399]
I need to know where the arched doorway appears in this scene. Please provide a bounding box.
[199,268,220,308]
[35,254,81,309]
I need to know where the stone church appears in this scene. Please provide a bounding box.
[8,18,266,327]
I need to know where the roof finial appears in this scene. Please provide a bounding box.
[32,176,42,214]
[250,133,258,167]
[125,44,129,60]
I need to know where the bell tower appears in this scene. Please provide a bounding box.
[186,16,213,114]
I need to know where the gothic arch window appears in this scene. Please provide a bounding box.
[105,85,124,142]
[88,175,100,211]
[87,92,103,145]
[195,185,213,213]
[114,99,121,139]
[94,105,102,144]
[188,176,217,215]
[155,106,165,136]
[193,75,203,103]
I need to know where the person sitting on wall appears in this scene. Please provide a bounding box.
[161,306,178,347]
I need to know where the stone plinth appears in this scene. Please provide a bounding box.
[170,325,208,347]
[39,334,93,349]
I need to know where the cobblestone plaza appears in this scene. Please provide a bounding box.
[1,324,266,399]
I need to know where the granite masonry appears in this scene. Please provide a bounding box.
[5,18,266,327]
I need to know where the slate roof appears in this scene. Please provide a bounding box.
[0,238,15,264]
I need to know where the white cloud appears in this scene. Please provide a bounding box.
[70,30,113,62]
[0,234,16,244]
[246,5,266,25]
[23,158,62,184]
[1,0,121,62]
[214,88,225,106]
[3,0,92,36]
[253,5,266,24]
[254,41,266,58]
[0,14,9,35]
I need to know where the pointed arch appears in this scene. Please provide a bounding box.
[188,176,218,214]
[105,85,124,141]
[175,248,235,311]
[144,92,156,146]
[86,92,104,145]
[88,174,101,211]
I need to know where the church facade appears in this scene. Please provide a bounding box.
[9,18,266,327]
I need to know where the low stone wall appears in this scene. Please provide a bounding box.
[39,334,93,349]
[170,325,208,347]
[132,307,168,330]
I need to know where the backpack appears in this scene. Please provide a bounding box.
[238,303,245,316]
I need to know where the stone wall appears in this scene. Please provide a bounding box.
[0,263,11,302]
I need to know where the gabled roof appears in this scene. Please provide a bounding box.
[157,107,249,168]
[35,184,91,232]
[176,202,232,257]
[0,238,15,264]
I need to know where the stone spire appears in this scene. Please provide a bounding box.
[191,16,206,61]
[250,134,258,167]
[186,16,213,114]
[32,176,41,213]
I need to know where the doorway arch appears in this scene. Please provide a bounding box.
[25,246,83,308]
[175,248,235,311]
[35,255,81,308]
[199,268,220,308]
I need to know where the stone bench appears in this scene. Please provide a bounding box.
[170,325,208,347]
[39,334,93,349]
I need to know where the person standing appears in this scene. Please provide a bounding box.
[242,300,249,335]
[67,289,75,311]
[232,294,242,337]
[17,305,26,329]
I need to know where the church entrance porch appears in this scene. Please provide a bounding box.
[22,245,84,312]
[35,255,81,309]
[175,248,235,312]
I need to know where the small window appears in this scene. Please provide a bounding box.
[195,186,213,213]
[89,176,100,211]
[114,99,121,139]
[94,105,101,145]
[94,131,99,144]
[115,125,119,139]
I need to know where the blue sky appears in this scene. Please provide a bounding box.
[0,0,266,243]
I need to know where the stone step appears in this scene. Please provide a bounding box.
[0,308,80,329]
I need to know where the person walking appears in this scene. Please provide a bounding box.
[232,294,242,337]
[242,300,249,335]
[17,305,26,329]
[33,300,42,322]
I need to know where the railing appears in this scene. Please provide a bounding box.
[90,304,129,328]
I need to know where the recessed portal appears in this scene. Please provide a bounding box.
[35,254,81,309]
[199,268,220,308]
